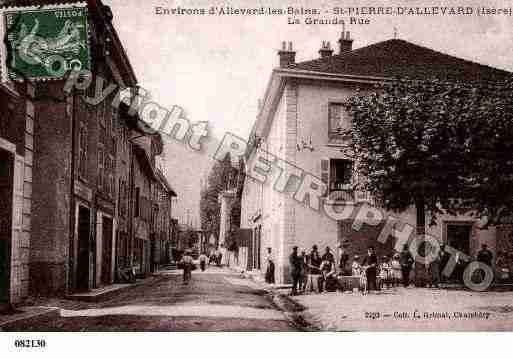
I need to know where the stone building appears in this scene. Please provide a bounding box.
[240,33,512,284]
[22,0,141,295]
[0,82,33,306]
[0,0,178,299]
[153,168,177,267]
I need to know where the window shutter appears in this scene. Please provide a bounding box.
[320,158,329,187]
[98,147,104,188]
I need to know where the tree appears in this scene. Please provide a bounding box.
[180,227,199,249]
[346,78,513,282]
[199,153,239,241]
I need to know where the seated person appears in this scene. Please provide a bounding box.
[352,255,363,276]
[305,245,322,293]
[320,258,337,292]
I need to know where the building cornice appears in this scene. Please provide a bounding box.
[248,67,389,160]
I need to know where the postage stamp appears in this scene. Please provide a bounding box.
[3,6,90,81]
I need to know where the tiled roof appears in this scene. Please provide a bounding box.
[287,39,511,83]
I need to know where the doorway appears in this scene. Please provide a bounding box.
[0,149,14,304]
[446,223,472,254]
[76,205,91,291]
[252,225,261,270]
[150,233,156,273]
[101,216,113,285]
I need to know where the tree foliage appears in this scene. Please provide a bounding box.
[199,153,239,239]
[180,227,199,249]
[346,77,513,228]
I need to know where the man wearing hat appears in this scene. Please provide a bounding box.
[306,245,322,293]
[338,241,350,275]
[400,244,414,287]
[362,246,378,291]
[181,250,194,284]
[298,248,308,293]
[289,246,302,295]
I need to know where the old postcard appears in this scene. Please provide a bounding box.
[1,0,513,349]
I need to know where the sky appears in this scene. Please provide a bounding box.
[103,0,513,227]
[105,0,513,140]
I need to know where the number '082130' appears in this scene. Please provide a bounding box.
[14,339,46,348]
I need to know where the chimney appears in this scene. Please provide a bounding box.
[278,41,296,67]
[318,41,333,58]
[338,31,353,54]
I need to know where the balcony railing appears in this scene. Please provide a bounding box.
[328,189,355,202]
[327,187,373,204]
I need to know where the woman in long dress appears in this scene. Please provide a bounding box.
[264,247,275,284]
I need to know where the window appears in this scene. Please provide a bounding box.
[98,145,104,189]
[135,187,140,218]
[321,158,354,200]
[107,155,115,197]
[444,222,473,254]
[110,104,117,149]
[99,100,106,128]
[78,122,88,179]
[118,179,123,217]
[328,102,351,139]
[103,155,109,193]
[118,180,128,218]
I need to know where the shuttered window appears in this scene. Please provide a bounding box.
[78,122,88,179]
[98,146,104,189]
[321,158,354,200]
[321,158,329,185]
[328,102,351,138]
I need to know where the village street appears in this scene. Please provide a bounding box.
[292,286,513,331]
[1,268,297,332]
[2,265,513,331]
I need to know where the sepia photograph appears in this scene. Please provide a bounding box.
[1,0,513,356]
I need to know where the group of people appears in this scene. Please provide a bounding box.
[208,248,223,267]
[284,242,510,294]
[288,245,357,295]
[284,243,449,295]
[180,249,214,285]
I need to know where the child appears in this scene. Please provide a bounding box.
[378,255,391,289]
[352,255,362,276]
[352,255,367,293]
[391,253,402,287]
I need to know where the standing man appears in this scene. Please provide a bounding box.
[289,246,302,296]
[477,244,494,267]
[181,250,194,284]
[338,244,350,275]
[477,243,494,283]
[400,244,414,287]
[198,252,208,272]
[362,246,378,291]
[264,247,275,284]
[299,249,308,293]
[439,244,451,284]
[427,244,441,288]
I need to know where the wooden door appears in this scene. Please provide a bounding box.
[0,149,13,304]
[101,216,113,285]
[76,206,91,291]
